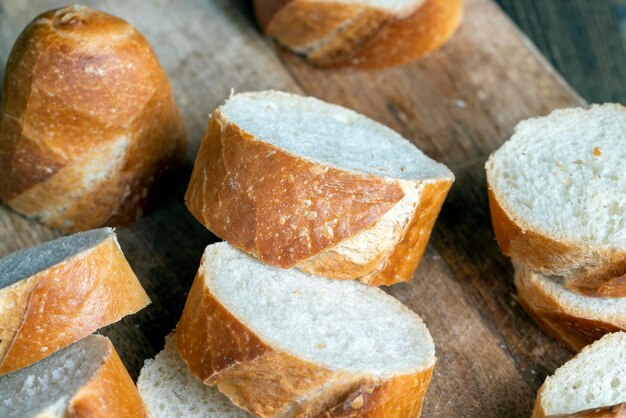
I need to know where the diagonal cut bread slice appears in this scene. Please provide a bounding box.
[186,91,454,286]
[514,265,626,351]
[0,227,150,374]
[0,334,146,418]
[138,333,252,418]
[486,104,626,297]
[532,332,626,418]
[176,242,436,418]
[253,0,463,68]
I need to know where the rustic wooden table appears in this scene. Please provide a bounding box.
[0,1,622,417]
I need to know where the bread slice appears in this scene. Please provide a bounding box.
[186,91,454,286]
[176,242,436,418]
[0,227,150,374]
[138,333,252,418]
[0,5,186,232]
[514,266,626,351]
[532,332,626,418]
[0,335,146,417]
[254,0,462,68]
[486,104,626,297]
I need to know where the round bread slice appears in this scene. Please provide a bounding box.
[0,335,146,418]
[486,104,626,297]
[138,333,252,418]
[176,242,436,418]
[0,5,186,232]
[254,0,462,68]
[185,91,454,286]
[0,227,150,374]
[532,332,626,418]
[514,266,626,351]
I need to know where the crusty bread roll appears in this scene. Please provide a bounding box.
[0,5,186,232]
[514,266,626,351]
[186,91,454,286]
[0,335,146,418]
[0,228,150,374]
[486,104,626,297]
[138,334,252,418]
[254,0,463,68]
[176,242,436,418]
[532,332,626,418]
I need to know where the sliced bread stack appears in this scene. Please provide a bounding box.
[138,91,453,417]
[0,229,151,415]
[486,104,626,350]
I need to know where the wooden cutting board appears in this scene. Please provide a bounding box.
[0,0,587,416]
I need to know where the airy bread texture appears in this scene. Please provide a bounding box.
[514,266,626,351]
[0,5,186,232]
[486,104,626,297]
[0,228,150,374]
[254,0,463,68]
[138,334,251,418]
[532,332,626,418]
[186,91,454,286]
[0,335,146,418]
[176,242,436,417]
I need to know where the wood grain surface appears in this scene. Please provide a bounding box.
[0,0,593,416]
[497,0,626,104]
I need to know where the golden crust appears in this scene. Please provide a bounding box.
[0,5,186,232]
[514,268,624,352]
[0,237,150,374]
[176,267,434,417]
[256,0,463,68]
[488,187,626,298]
[70,338,147,417]
[185,111,451,285]
[533,394,626,418]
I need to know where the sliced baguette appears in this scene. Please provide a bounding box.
[0,335,146,418]
[486,104,626,297]
[514,266,626,351]
[138,333,251,418]
[532,332,626,418]
[0,5,186,232]
[0,228,150,374]
[254,0,462,68]
[186,91,454,286]
[176,242,436,418]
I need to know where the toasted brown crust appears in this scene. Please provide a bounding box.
[0,5,186,232]
[514,268,624,352]
[368,180,452,286]
[185,110,451,285]
[70,339,147,417]
[256,0,463,68]
[540,403,626,418]
[176,267,434,417]
[488,188,626,298]
[296,180,452,286]
[0,237,150,374]
[533,393,626,418]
